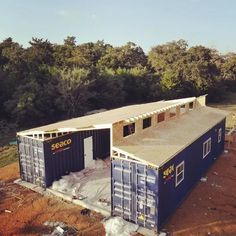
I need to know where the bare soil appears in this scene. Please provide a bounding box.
[0,145,236,236]
[0,163,105,236]
[164,143,236,236]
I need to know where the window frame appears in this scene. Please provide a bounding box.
[142,117,152,129]
[189,102,194,110]
[175,161,185,187]
[218,128,222,143]
[180,104,186,114]
[169,107,177,118]
[203,137,211,158]
[157,112,165,123]
[123,122,135,137]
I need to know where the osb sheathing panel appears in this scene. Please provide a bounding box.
[165,109,170,121]
[176,106,181,117]
[112,122,124,145]
[114,106,229,167]
[113,113,161,145]
[185,103,190,112]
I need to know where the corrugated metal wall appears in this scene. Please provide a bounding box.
[18,128,110,187]
[44,128,110,186]
[111,158,158,230]
[158,119,226,227]
[18,136,46,187]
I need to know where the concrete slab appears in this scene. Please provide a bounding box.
[138,227,158,236]
[47,188,110,217]
[14,178,110,217]
[14,179,47,196]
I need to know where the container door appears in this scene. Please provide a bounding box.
[112,159,158,230]
[112,159,133,221]
[84,136,93,168]
[136,164,158,229]
[32,145,45,186]
[18,136,46,187]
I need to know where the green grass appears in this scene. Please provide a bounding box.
[0,145,18,168]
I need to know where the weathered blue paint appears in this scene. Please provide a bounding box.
[18,136,46,187]
[111,158,159,229]
[157,119,226,228]
[111,119,226,231]
[18,128,110,187]
[44,128,110,187]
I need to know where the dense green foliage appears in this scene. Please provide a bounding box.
[0,37,235,129]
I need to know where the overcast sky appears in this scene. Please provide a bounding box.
[0,0,235,53]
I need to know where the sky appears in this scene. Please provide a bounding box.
[0,0,236,53]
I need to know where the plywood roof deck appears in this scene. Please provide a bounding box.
[18,97,195,135]
[114,106,229,167]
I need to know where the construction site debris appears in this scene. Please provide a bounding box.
[208,207,217,211]
[211,183,222,188]
[52,226,64,235]
[72,193,87,200]
[4,209,12,213]
[0,180,5,187]
[80,208,90,216]
[43,221,66,228]
[159,232,167,236]
[103,216,138,236]
[98,198,110,206]
[43,221,78,236]
[200,177,208,182]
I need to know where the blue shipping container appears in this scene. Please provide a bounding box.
[111,118,226,231]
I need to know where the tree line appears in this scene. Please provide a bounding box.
[0,37,235,129]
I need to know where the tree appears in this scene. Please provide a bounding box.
[69,40,110,69]
[220,53,236,92]
[0,70,11,118]
[53,36,77,67]
[148,39,188,75]
[88,69,125,109]
[148,40,189,98]
[149,40,224,100]
[0,36,233,128]
[26,38,55,69]
[56,68,93,118]
[98,42,147,70]
[185,46,222,100]
[0,37,25,73]
[5,67,60,127]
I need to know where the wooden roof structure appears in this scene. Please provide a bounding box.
[18,97,196,136]
[114,106,229,167]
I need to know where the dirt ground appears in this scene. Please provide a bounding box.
[164,143,236,236]
[0,163,106,236]
[0,145,236,236]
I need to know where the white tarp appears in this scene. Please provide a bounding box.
[103,217,138,236]
[51,159,111,206]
